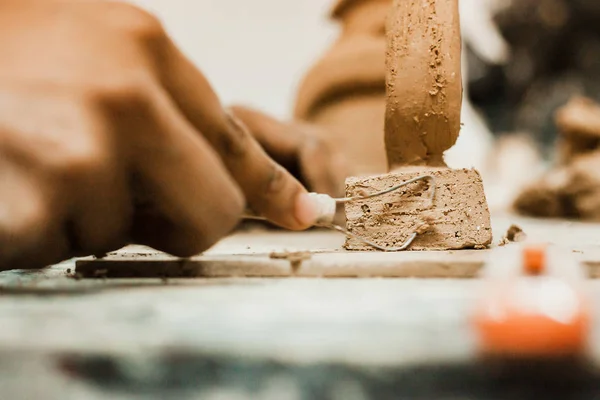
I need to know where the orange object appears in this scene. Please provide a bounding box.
[474,245,590,359]
[475,295,590,358]
[523,246,546,275]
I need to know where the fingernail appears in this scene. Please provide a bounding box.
[294,192,319,227]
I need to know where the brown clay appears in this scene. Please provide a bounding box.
[498,224,527,246]
[514,150,600,221]
[385,0,462,168]
[515,97,600,221]
[306,95,387,175]
[269,251,312,274]
[294,34,388,175]
[295,35,386,121]
[294,0,392,175]
[331,0,391,36]
[505,224,527,242]
[330,0,491,251]
[331,0,367,19]
[344,168,492,250]
[556,97,600,164]
[301,0,490,250]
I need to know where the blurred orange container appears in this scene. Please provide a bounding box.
[473,244,591,358]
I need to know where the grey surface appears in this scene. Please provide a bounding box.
[1,278,600,399]
[0,278,476,364]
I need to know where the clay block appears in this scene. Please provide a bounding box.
[344,168,492,250]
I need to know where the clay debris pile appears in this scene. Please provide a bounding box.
[514,97,600,220]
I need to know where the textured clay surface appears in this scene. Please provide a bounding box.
[385,0,462,168]
[344,167,492,250]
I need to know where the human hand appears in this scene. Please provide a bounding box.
[0,1,320,270]
[230,106,347,198]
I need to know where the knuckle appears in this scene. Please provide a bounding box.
[86,75,152,110]
[107,2,165,42]
[51,136,107,176]
[41,110,109,176]
[263,163,287,195]
[2,197,47,239]
[218,113,250,157]
[0,197,49,268]
[179,194,244,257]
[26,95,112,176]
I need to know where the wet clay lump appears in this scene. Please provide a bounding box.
[385,0,462,168]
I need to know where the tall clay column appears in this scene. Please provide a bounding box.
[385,0,462,168]
[345,0,492,251]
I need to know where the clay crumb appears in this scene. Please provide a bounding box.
[498,224,527,246]
[414,214,435,235]
[269,251,312,274]
[70,272,83,281]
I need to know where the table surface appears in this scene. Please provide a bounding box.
[3,214,600,399]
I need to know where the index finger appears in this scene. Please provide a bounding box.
[152,37,319,230]
[229,106,347,197]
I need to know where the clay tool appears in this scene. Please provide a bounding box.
[243,174,435,251]
[473,244,591,361]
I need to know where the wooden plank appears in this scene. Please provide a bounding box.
[75,216,600,278]
[76,250,486,278]
[72,249,600,279]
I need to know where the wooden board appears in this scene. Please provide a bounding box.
[76,215,600,278]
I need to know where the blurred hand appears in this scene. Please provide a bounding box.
[0,0,324,270]
[230,106,347,198]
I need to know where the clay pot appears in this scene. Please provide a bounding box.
[331,0,390,36]
[295,0,391,176]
